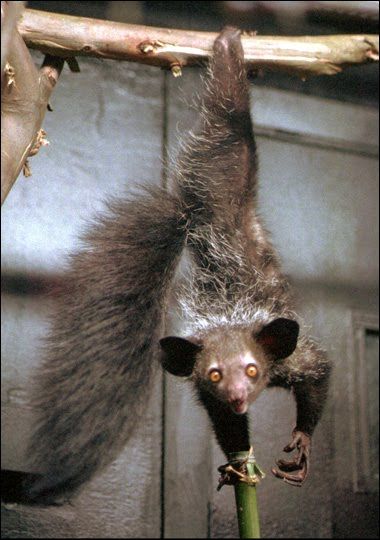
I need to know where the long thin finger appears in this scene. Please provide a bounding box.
[282,476,304,487]
[272,470,304,485]
[283,441,297,452]
[276,459,302,472]
[302,456,309,480]
[296,449,307,466]
[271,467,305,482]
[271,463,307,484]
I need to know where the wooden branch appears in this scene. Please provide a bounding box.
[1,2,64,204]
[18,8,378,77]
[1,0,25,83]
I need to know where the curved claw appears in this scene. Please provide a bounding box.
[273,462,308,485]
[272,430,311,487]
[272,457,309,486]
[275,458,302,472]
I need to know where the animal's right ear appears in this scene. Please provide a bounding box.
[159,336,203,377]
[255,318,299,359]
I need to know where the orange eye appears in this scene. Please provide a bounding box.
[209,369,222,383]
[246,364,258,378]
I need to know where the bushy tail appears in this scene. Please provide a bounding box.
[25,186,187,504]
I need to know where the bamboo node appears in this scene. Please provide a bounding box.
[217,447,265,491]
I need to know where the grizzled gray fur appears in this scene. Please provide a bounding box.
[25,28,331,503]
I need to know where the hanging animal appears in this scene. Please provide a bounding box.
[23,27,331,504]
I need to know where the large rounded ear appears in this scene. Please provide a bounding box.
[255,318,299,359]
[159,336,203,377]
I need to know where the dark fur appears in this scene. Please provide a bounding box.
[25,188,188,503]
[25,28,331,503]
[162,28,331,471]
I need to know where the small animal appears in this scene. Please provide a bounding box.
[24,27,331,504]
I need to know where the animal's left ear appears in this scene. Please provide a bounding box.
[255,318,299,359]
[159,336,203,377]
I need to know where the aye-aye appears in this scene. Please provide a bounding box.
[24,27,331,504]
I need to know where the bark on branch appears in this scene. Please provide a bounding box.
[18,8,379,77]
[1,2,64,205]
[1,0,25,83]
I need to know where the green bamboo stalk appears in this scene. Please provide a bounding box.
[228,449,265,539]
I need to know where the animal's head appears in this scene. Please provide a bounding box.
[159,317,299,414]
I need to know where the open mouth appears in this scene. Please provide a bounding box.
[230,399,247,414]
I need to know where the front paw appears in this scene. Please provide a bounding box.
[271,430,311,487]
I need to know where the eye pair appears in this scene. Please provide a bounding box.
[208,364,258,383]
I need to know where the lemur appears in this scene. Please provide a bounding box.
[23,27,331,504]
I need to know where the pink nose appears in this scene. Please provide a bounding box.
[227,384,247,403]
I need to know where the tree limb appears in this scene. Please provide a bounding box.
[3,8,378,204]
[18,8,379,77]
[1,2,64,204]
[1,0,25,85]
